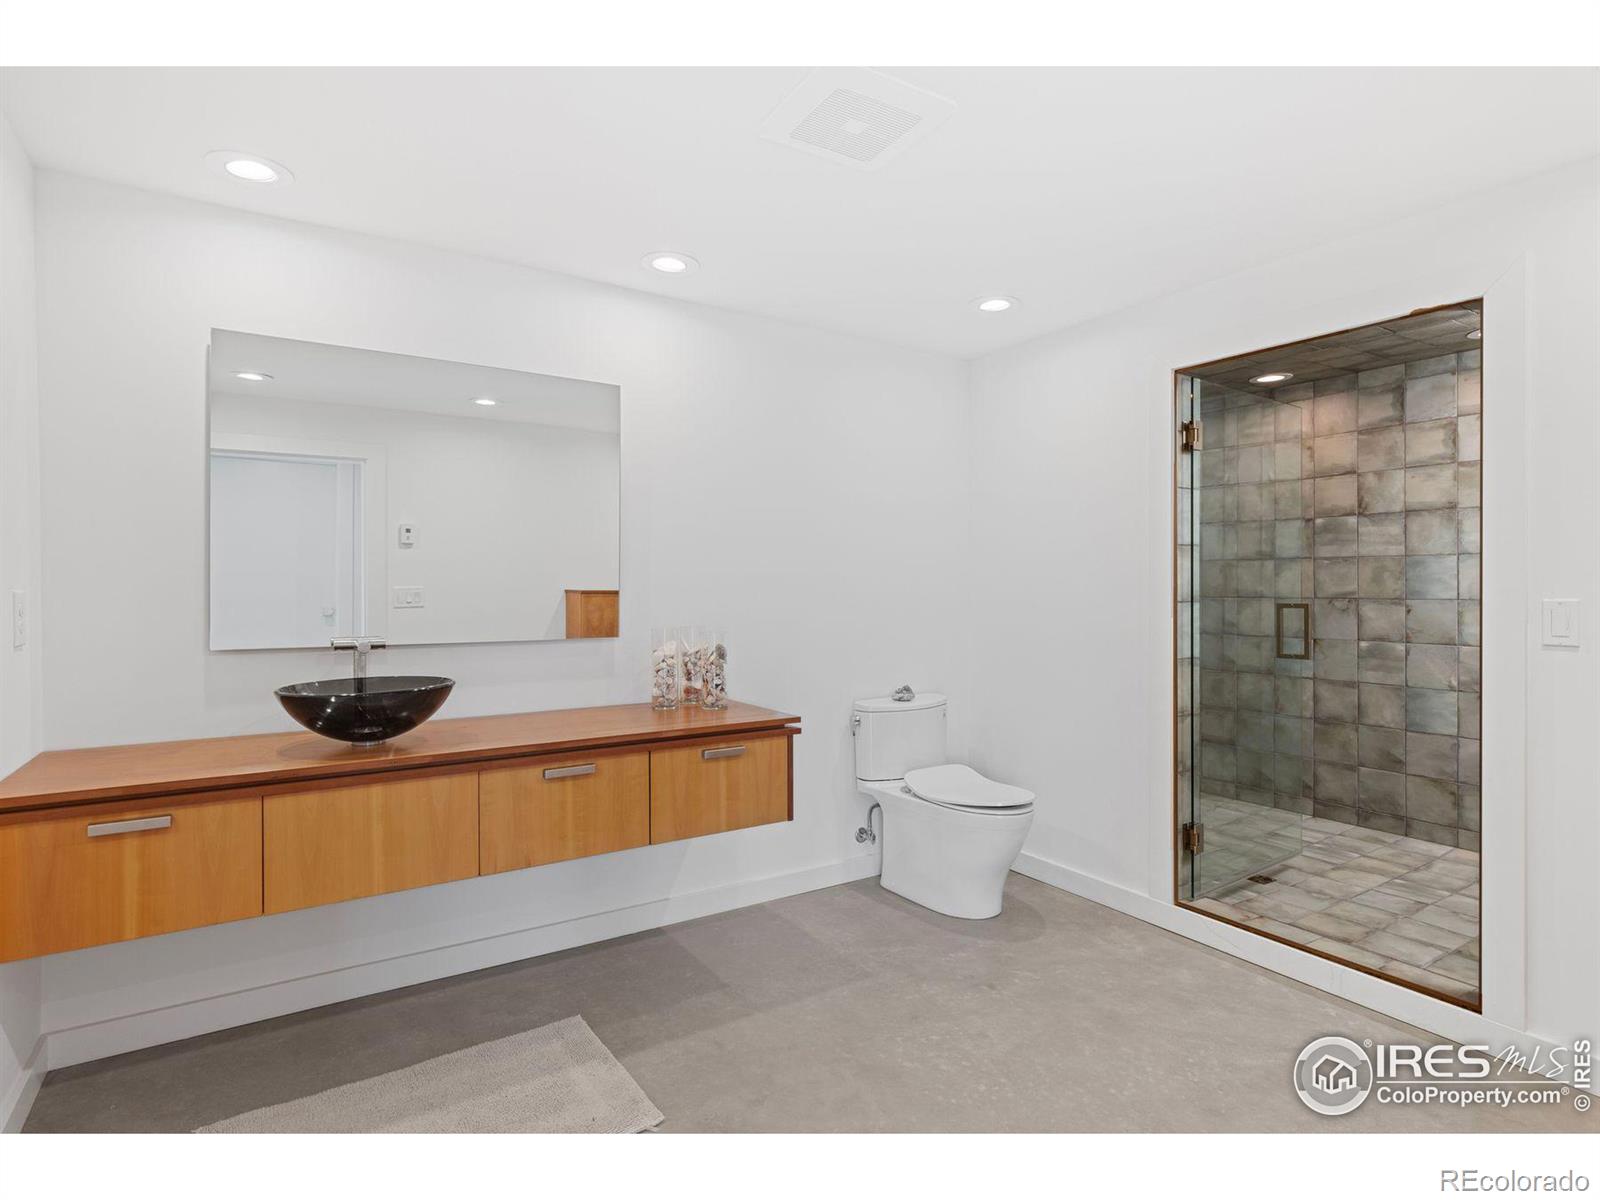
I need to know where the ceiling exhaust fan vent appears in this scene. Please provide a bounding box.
[761,68,955,170]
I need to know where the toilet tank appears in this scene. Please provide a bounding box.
[853,693,948,781]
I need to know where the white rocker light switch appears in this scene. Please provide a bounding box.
[1542,599,1580,648]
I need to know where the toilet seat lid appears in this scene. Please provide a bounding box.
[904,764,1034,810]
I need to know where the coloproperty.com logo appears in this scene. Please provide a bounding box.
[1293,1034,1593,1116]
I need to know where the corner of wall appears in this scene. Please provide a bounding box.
[0,101,43,778]
[0,101,47,1136]
[0,960,44,1134]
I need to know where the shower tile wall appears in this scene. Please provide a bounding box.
[1195,351,1481,848]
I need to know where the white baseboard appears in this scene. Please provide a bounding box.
[1,1037,46,1134]
[1013,851,1557,1063]
[42,854,882,1072]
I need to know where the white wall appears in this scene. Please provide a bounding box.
[29,172,971,1063]
[211,390,621,644]
[969,159,1600,1051]
[0,107,44,1127]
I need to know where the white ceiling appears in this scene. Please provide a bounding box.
[5,67,1597,358]
[209,330,620,431]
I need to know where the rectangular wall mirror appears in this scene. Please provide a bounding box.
[207,330,621,649]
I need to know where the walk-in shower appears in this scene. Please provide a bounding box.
[1175,303,1482,1009]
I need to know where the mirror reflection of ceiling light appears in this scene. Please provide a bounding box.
[643,252,700,275]
[204,150,293,185]
[233,371,273,382]
[1467,329,1482,340]
[1251,372,1294,384]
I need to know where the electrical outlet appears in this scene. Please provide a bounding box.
[10,589,24,649]
[392,586,424,609]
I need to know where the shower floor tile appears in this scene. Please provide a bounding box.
[1192,797,1480,1007]
[1189,795,1306,892]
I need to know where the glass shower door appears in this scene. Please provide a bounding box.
[1178,375,1305,899]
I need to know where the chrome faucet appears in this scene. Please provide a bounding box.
[331,636,386,683]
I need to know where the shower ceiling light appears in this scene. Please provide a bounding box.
[974,296,1017,313]
[233,371,273,382]
[1251,372,1294,385]
[473,397,497,406]
[205,150,293,185]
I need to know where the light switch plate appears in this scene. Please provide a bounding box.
[397,523,417,548]
[10,589,24,649]
[392,586,424,609]
[1542,599,1580,647]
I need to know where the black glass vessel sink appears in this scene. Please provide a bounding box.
[274,676,455,746]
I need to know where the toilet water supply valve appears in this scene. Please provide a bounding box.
[855,685,910,844]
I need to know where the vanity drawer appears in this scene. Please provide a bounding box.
[263,773,478,913]
[0,793,262,962]
[649,733,790,843]
[479,750,648,873]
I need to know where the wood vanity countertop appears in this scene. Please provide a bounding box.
[0,700,801,815]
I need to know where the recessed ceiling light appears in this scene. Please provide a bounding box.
[473,397,497,407]
[233,371,273,382]
[975,296,1017,313]
[642,251,699,276]
[1251,372,1294,385]
[204,150,294,186]
[1466,329,1482,340]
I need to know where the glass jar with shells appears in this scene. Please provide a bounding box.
[679,624,705,708]
[699,627,728,710]
[649,627,681,710]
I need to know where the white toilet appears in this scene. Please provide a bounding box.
[854,689,1034,919]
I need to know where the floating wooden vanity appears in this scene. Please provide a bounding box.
[0,701,799,963]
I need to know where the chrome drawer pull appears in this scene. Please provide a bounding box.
[87,815,172,838]
[702,746,746,761]
[543,763,597,781]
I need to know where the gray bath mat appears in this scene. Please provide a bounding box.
[195,1015,663,1134]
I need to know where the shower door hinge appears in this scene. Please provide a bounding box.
[1182,822,1205,854]
[1180,420,1203,452]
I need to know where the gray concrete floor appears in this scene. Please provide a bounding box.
[23,875,1596,1133]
